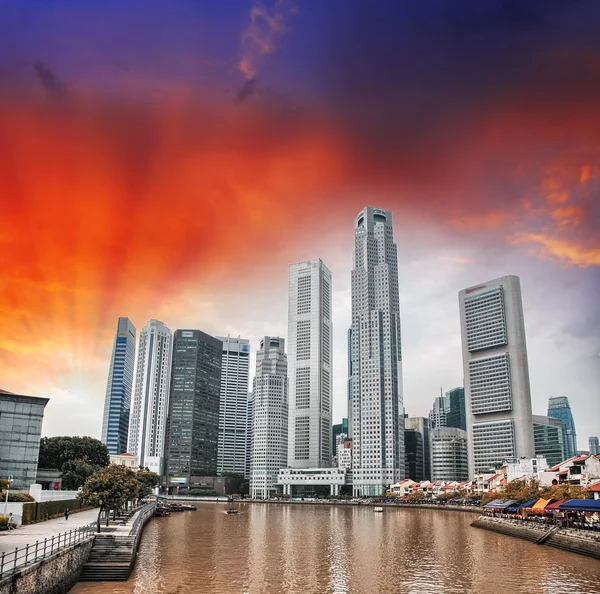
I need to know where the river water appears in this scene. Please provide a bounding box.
[71,502,600,594]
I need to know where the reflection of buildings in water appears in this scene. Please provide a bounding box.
[326,507,351,593]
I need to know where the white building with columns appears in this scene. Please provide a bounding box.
[278,468,349,497]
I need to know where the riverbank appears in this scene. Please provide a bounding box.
[471,516,600,559]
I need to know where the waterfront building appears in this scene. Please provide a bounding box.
[287,259,333,469]
[590,437,600,456]
[390,478,416,497]
[545,454,600,487]
[405,416,431,480]
[278,468,348,497]
[350,206,405,496]
[547,396,578,459]
[404,428,424,481]
[128,319,172,474]
[459,275,535,475]
[337,438,352,470]
[250,337,288,499]
[215,336,250,477]
[164,330,222,490]
[430,427,469,482]
[110,452,139,469]
[533,415,566,468]
[0,389,48,488]
[332,418,348,459]
[499,457,548,483]
[101,317,136,455]
[246,391,254,479]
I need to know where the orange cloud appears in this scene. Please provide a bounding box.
[508,233,600,267]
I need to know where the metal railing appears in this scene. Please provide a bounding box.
[0,523,96,578]
[130,501,156,537]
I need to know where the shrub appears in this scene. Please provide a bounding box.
[7,493,35,502]
[0,514,8,526]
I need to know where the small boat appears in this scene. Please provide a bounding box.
[154,507,171,517]
[373,507,384,513]
[226,508,239,515]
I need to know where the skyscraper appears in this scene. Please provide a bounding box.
[589,437,600,456]
[250,337,288,499]
[332,418,348,457]
[430,427,469,482]
[164,330,222,490]
[547,396,578,459]
[101,317,136,455]
[429,394,447,429]
[533,415,566,467]
[405,416,431,480]
[459,275,535,475]
[287,259,333,469]
[215,336,250,477]
[350,206,404,496]
[404,428,424,481]
[128,319,172,473]
[446,387,466,431]
[246,391,254,479]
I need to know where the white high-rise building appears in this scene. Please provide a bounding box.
[350,206,405,496]
[246,391,254,479]
[431,427,469,482]
[250,337,288,499]
[128,319,173,474]
[287,259,333,469]
[459,275,535,476]
[216,336,250,477]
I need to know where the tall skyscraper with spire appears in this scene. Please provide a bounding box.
[101,317,136,455]
[128,319,173,474]
[459,275,535,475]
[350,206,404,496]
[287,259,333,469]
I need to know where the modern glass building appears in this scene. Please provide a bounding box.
[250,337,288,499]
[332,418,348,458]
[590,437,600,456]
[547,396,578,459]
[431,427,469,482]
[446,387,466,431]
[405,416,431,480]
[350,207,405,496]
[532,415,566,467]
[0,390,49,488]
[459,276,535,475]
[101,317,136,455]
[215,336,250,478]
[404,428,424,481]
[287,259,333,469]
[164,330,222,490]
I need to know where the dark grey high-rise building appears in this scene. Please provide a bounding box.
[446,387,466,431]
[533,415,566,467]
[405,416,431,480]
[547,396,578,459]
[164,330,222,490]
[404,428,424,482]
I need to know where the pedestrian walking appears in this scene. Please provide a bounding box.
[7,513,15,530]
[64,508,70,520]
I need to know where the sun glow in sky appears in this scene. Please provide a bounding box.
[0,0,598,446]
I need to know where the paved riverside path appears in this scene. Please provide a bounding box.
[0,508,99,554]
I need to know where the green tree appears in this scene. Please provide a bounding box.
[408,490,426,501]
[61,459,98,490]
[136,470,159,498]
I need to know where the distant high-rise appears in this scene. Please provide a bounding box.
[347,328,353,439]
[332,418,348,457]
[246,391,254,479]
[287,259,333,469]
[216,336,250,477]
[164,330,222,489]
[101,317,136,455]
[405,416,431,481]
[128,319,172,474]
[533,415,566,467]
[250,337,288,499]
[547,397,578,459]
[429,394,447,429]
[446,387,466,431]
[430,427,469,482]
[350,206,404,496]
[590,437,600,456]
[459,275,535,475]
[404,428,424,482]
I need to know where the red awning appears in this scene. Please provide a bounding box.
[545,499,569,511]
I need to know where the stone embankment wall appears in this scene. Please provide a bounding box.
[471,516,600,559]
[0,540,93,594]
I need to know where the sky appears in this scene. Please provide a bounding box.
[0,0,598,450]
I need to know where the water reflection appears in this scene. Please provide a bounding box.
[71,503,600,594]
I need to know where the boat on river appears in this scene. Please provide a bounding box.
[373,507,384,513]
[227,508,239,515]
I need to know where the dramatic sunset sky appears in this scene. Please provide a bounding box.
[1,0,598,448]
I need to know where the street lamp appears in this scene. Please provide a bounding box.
[4,476,13,515]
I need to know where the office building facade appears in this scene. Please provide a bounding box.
[164,330,222,489]
[332,418,349,459]
[101,317,136,455]
[459,276,535,475]
[429,394,447,429]
[547,396,578,459]
[446,387,466,431]
[431,427,469,482]
[0,390,49,488]
[287,259,333,469]
[128,319,173,473]
[404,428,424,482]
[250,337,289,499]
[215,336,250,477]
[590,437,600,456]
[533,415,566,468]
[350,207,404,496]
[405,416,431,481]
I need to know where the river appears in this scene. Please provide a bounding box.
[70,502,600,594]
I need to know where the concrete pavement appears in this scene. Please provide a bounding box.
[0,508,99,555]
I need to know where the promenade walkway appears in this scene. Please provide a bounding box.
[0,508,99,554]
